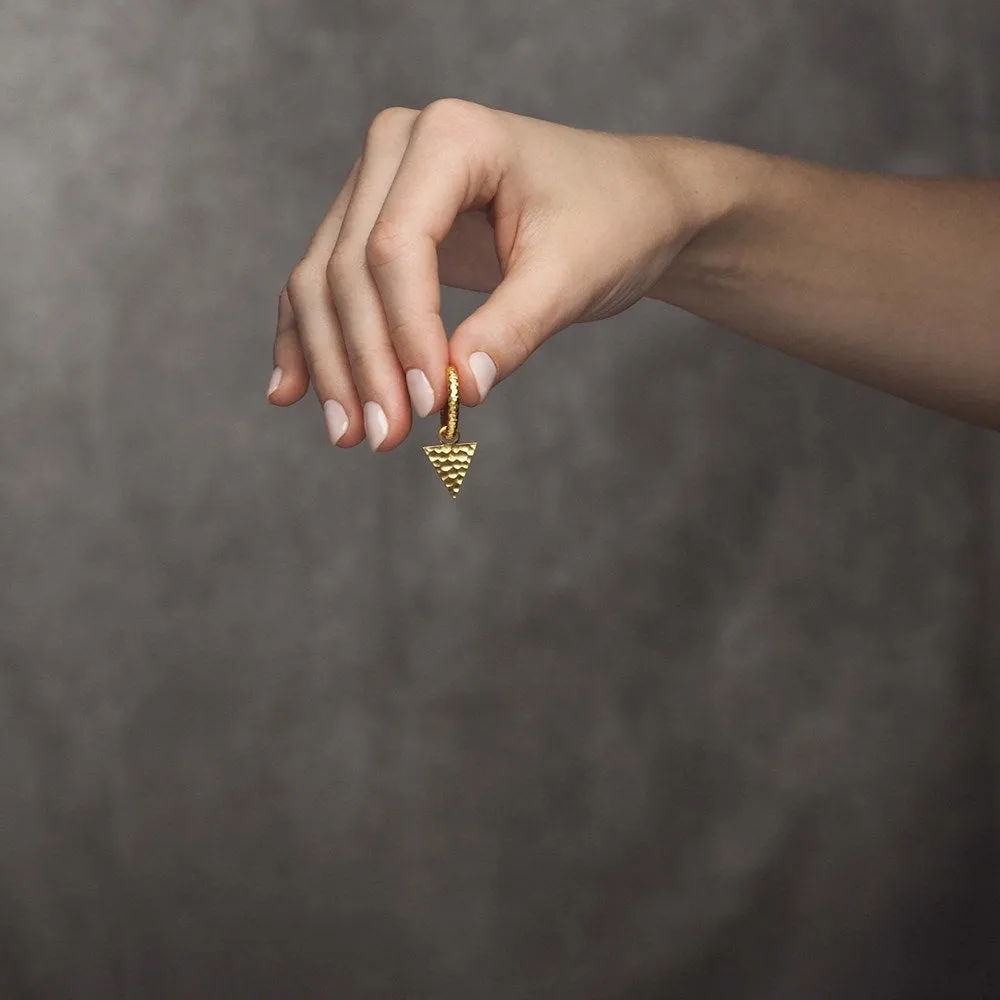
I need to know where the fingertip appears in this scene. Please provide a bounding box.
[266,365,310,406]
[450,256,576,405]
[270,329,311,405]
[366,398,414,452]
[450,326,502,406]
[272,286,312,405]
[467,351,498,404]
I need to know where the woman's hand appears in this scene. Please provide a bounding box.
[268,99,718,451]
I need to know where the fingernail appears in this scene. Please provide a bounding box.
[363,401,389,451]
[323,399,349,445]
[267,366,283,398]
[406,368,435,418]
[469,352,497,402]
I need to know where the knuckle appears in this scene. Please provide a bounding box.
[416,99,500,169]
[365,218,412,271]
[298,333,321,372]
[299,343,315,372]
[326,242,355,286]
[299,342,339,394]
[286,259,318,302]
[366,105,416,147]
[420,97,476,130]
[342,337,379,379]
[384,311,425,347]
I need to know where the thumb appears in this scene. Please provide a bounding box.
[449,252,581,406]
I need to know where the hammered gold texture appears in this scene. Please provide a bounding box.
[423,442,477,498]
[441,366,460,442]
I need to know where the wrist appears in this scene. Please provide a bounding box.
[646,136,771,304]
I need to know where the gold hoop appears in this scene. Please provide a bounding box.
[423,362,477,499]
[437,365,460,444]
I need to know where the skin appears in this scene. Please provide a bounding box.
[269,98,1000,448]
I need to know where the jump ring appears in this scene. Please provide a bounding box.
[438,365,460,444]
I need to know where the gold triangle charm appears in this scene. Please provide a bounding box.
[423,441,477,498]
[423,364,478,498]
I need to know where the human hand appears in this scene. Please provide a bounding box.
[268,98,720,451]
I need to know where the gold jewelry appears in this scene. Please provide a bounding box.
[423,365,477,498]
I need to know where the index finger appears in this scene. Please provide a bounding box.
[365,99,506,403]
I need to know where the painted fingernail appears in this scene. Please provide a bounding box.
[406,368,435,418]
[267,366,283,398]
[363,401,389,451]
[323,399,349,445]
[469,352,497,402]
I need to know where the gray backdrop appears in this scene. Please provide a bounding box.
[2,1,999,997]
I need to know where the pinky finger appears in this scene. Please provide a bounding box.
[268,286,311,405]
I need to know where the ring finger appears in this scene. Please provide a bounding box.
[327,107,421,452]
[285,157,365,447]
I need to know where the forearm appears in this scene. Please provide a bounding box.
[650,138,1000,430]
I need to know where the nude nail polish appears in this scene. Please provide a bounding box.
[469,352,497,401]
[324,399,349,445]
[364,401,389,451]
[267,366,283,398]
[406,368,435,418]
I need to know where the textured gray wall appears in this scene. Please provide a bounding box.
[2,1,999,997]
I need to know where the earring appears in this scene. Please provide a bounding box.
[423,365,477,498]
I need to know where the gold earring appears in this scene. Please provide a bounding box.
[423,365,477,498]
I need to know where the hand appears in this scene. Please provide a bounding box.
[268,98,716,451]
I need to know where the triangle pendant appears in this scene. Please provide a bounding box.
[423,441,477,498]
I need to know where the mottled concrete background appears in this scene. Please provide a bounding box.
[1,1,999,997]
